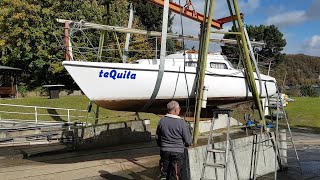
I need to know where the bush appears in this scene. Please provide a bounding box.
[284,87,300,97]
[18,84,28,97]
[300,85,319,97]
[34,86,48,96]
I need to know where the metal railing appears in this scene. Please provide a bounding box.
[0,103,89,124]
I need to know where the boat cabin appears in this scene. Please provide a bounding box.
[0,66,21,98]
[134,52,234,69]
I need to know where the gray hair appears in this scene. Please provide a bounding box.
[167,101,180,112]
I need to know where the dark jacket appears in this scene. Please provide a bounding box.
[156,114,193,153]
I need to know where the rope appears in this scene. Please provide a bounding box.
[178,0,191,121]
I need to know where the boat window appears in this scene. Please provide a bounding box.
[185,61,197,67]
[209,62,227,69]
[225,59,234,69]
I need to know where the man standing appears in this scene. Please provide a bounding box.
[156,101,192,180]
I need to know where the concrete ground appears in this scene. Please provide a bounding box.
[0,129,319,180]
[0,141,160,180]
[259,129,320,180]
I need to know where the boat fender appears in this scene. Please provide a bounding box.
[99,69,136,80]
[201,86,209,108]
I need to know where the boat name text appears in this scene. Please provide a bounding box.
[99,69,136,80]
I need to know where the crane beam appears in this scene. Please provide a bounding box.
[148,0,243,29]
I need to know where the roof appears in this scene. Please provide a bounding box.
[0,66,22,71]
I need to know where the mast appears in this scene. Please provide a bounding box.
[64,22,70,61]
[122,3,134,63]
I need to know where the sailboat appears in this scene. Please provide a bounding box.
[58,0,276,114]
[63,50,277,113]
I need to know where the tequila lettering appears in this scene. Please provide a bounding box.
[99,69,136,80]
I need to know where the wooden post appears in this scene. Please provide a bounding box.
[232,0,266,129]
[193,0,215,145]
[15,75,18,98]
[64,21,70,61]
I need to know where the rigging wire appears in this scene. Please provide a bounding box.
[53,32,65,52]
[178,0,191,123]
[191,0,209,135]
[171,66,181,100]
[53,31,75,61]
[71,23,98,55]
[60,24,172,62]
[64,25,98,61]
[69,37,89,61]
[177,5,193,179]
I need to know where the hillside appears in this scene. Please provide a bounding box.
[269,54,320,95]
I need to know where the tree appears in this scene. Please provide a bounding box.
[133,0,177,57]
[272,54,320,88]
[221,25,286,65]
[0,0,178,91]
[0,0,106,90]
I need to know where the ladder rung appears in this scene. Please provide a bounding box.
[264,105,277,108]
[263,145,275,147]
[278,140,291,142]
[265,104,283,106]
[207,148,226,153]
[204,162,225,168]
[255,139,273,144]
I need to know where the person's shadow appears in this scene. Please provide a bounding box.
[47,109,66,122]
[98,170,145,179]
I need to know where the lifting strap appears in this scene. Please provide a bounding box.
[139,0,170,111]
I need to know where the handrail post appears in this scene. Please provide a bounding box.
[34,107,38,124]
[67,109,70,123]
[268,60,272,76]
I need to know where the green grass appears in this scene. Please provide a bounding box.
[0,96,161,129]
[284,97,320,129]
[230,97,320,129]
[1,96,318,130]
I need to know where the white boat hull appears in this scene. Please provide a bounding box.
[63,60,277,114]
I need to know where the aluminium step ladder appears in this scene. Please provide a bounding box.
[250,82,282,180]
[200,109,239,180]
[268,88,303,174]
[252,85,303,179]
[251,127,280,180]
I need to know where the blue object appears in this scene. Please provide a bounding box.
[266,124,273,128]
[247,120,255,126]
[257,124,273,128]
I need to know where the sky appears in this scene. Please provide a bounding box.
[171,0,320,57]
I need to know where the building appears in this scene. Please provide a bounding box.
[0,65,22,98]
